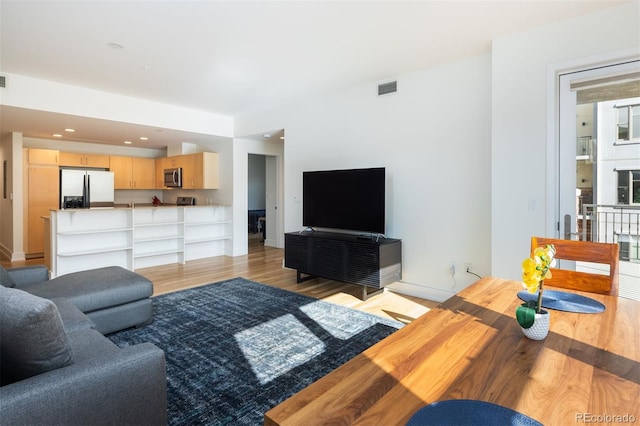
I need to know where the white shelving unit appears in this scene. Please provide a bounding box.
[50,208,133,278]
[48,205,232,277]
[184,205,232,261]
[133,207,185,269]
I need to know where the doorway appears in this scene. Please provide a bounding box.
[247,153,278,252]
[558,60,640,299]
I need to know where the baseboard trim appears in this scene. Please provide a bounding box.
[0,244,26,263]
[385,280,455,303]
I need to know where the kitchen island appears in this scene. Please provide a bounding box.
[47,205,231,278]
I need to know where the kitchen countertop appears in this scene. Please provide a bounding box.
[51,204,229,212]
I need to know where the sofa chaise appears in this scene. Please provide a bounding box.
[3,265,154,334]
[0,265,167,425]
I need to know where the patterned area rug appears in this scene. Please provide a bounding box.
[108,278,403,425]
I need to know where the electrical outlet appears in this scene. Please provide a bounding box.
[465,262,472,272]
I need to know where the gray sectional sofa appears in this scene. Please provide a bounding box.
[0,265,167,425]
[4,265,155,334]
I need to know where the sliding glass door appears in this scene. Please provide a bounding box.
[558,60,640,299]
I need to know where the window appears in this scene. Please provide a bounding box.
[616,104,640,143]
[617,170,640,204]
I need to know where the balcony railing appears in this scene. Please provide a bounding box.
[579,204,640,262]
[576,136,594,160]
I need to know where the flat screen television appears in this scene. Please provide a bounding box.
[303,167,385,234]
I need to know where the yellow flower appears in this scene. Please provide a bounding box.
[519,243,556,317]
[522,258,542,293]
[521,244,556,294]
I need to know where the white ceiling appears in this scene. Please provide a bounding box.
[0,0,629,150]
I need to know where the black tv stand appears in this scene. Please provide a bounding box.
[285,231,402,300]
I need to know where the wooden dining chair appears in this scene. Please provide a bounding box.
[531,236,620,296]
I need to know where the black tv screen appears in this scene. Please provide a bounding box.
[303,167,385,234]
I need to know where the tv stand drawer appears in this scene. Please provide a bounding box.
[284,231,401,289]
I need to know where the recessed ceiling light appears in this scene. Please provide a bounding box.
[107,42,124,50]
[124,141,132,145]
[64,128,75,132]
[52,133,62,138]
[140,136,148,141]
[280,136,285,140]
[263,134,271,138]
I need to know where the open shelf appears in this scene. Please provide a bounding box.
[49,205,232,277]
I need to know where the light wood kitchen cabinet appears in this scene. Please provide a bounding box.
[110,156,132,189]
[59,152,110,168]
[180,154,200,189]
[24,160,60,257]
[28,148,59,165]
[165,156,183,168]
[132,157,156,189]
[154,152,218,189]
[181,152,219,189]
[111,156,156,189]
[24,149,60,256]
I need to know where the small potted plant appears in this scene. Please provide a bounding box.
[516,244,556,340]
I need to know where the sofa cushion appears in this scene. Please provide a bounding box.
[0,265,16,288]
[20,266,153,313]
[51,298,96,333]
[66,328,120,363]
[0,286,75,385]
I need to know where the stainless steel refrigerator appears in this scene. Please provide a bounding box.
[60,169,115,209]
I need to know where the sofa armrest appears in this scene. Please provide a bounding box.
[7,265,50,287]
[0,343,167,425]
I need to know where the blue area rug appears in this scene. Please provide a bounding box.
[108,278,403,425]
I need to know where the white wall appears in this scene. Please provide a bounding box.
[0,133,15,259]
[236,53,492,301]
[0,132,25,261]
[491,2,640,279]
[230,136,285,256]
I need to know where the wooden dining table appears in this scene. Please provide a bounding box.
[264,277,640,425]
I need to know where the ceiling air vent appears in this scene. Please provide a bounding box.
[378,80,397,96]
[0,75,6,88]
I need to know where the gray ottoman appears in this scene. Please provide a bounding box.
[20,266,154,334]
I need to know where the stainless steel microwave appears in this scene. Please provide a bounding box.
[164,167,182,187]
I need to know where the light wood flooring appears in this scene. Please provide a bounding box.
[1,233,438,323]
